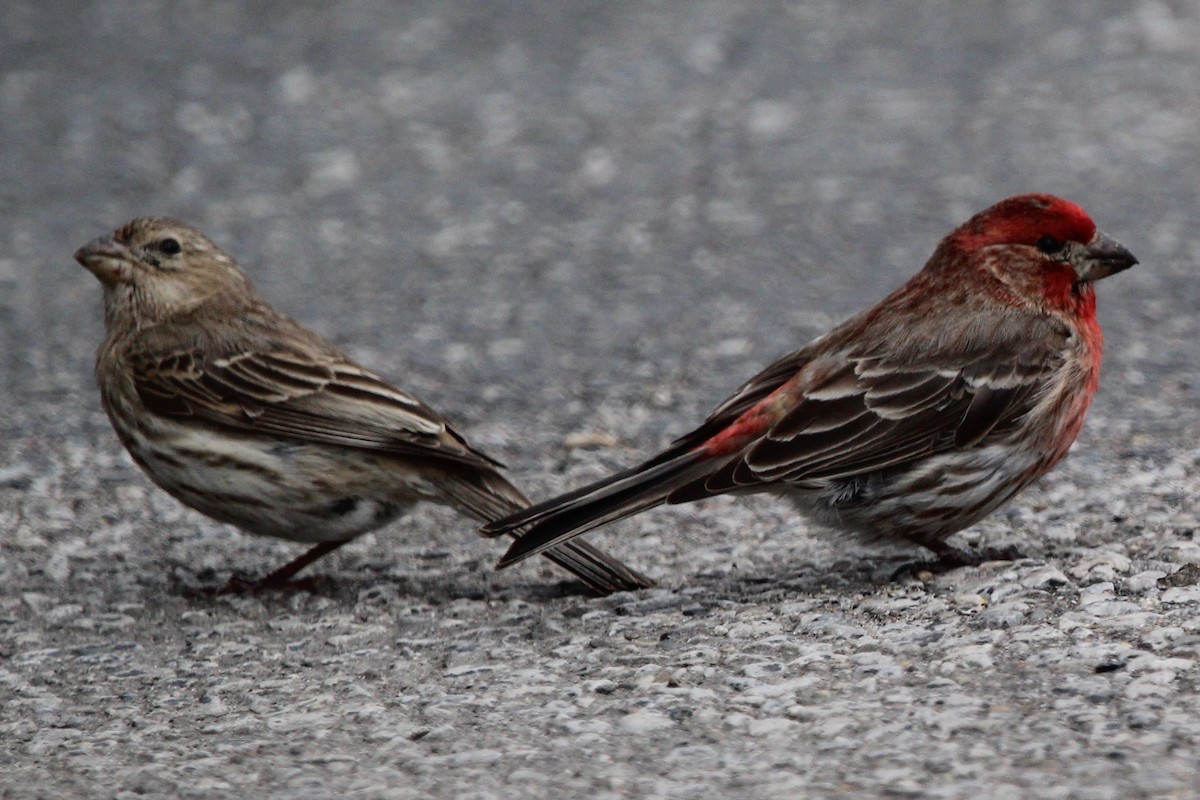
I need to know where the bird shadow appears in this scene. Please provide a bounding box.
[589,548,1034,614]
[667,557,913,605]
[167,563,612,605]
[163,545,1028,610]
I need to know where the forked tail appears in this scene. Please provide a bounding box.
[481,451,708,569]
[447,467,655,594]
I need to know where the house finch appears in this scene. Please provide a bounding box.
[485,194,1137,573]
[75,217,652,594]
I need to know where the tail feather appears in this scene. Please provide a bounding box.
[444,468,655,594]
[540,539,655,594]
[487,452,708,569]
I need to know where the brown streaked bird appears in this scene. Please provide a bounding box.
[485,194,1136,573]
[75,216,652,594]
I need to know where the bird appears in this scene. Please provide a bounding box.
[484,194,1137,574]
[75,216,653,594]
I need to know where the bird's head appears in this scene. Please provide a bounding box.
[935,194,1137,313]
[75,217,257,329]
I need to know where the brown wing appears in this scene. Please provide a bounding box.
[667,315,1070,502]
[130,346,500,469]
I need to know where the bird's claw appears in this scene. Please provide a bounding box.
[891,543,1026,580]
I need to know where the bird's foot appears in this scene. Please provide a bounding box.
[202,541,348,594]
[891,543,1025,580]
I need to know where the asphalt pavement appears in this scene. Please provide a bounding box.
[1,2,1198,797]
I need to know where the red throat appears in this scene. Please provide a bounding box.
[1040,266,1101,356]
[1040,263,1088,310]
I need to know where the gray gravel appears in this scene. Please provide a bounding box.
[3,2,1199,798]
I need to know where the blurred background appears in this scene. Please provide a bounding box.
[4,2,1195,433]
[1,2,1198,797]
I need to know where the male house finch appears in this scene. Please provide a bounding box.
[76,217,652,594]
[486,194,1137,572]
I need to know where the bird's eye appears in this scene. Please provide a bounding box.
[158,238,182,256]
[1035,235,1065,255]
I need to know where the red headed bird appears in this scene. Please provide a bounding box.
[485,194,1137,573]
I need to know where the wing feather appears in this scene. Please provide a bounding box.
[131,346,497,468]
[675,312,1071,494]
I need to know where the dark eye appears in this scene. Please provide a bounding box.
[158,238,182,256]
[1035,235,1065,255]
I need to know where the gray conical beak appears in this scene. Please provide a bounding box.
[1076,231,1137,282]
[75,235,135,286]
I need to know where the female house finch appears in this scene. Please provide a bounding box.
[486,194,1137,572]
[76,217,652,594]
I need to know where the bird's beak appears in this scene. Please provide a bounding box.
[1076,231,1137,283]
[74,235,135,286]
